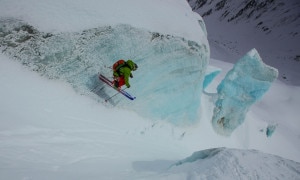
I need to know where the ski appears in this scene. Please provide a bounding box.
[98,74,136,101]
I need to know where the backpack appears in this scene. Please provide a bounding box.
[113,59,126,73]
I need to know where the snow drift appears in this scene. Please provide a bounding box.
[154,147,300,180]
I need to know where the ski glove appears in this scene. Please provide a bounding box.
[127,84,130,88]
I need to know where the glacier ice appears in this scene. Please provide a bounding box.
[203,66,221,90]
[212,49,278,136]
[266,124,277,137]
[0,19,209,124]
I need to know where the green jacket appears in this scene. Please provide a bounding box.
[113,60,135,88]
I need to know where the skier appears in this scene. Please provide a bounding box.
[112,59,138,89]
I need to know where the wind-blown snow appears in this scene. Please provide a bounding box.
[212,49,278,136]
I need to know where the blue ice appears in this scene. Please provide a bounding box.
[266,124,277,137]
[0,20,209,125]
[203,66,221,89]
[212,49,278,136]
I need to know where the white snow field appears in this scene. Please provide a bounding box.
[0,0,299,179]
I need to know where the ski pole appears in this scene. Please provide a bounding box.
[105,88,128,102]
[105,92,119,102]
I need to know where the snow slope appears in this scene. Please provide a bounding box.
[1,53,299,179]
[0,0,300,179]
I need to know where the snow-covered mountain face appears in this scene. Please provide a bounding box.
[188,0,300,85]
[189,0,299,30]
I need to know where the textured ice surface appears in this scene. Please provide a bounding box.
[212,49,278,136]
[0,19,209,124]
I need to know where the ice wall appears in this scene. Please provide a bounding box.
[0,19,209,124]
[212,49,278,136]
